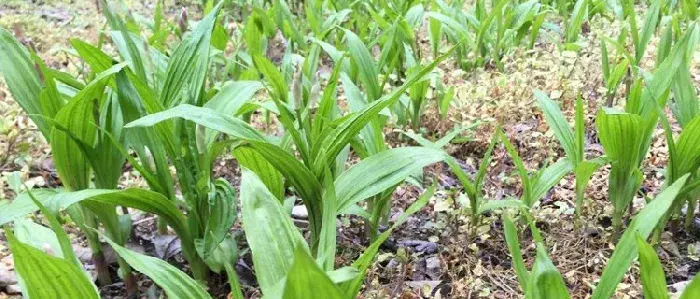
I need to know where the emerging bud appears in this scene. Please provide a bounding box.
[291,65,303,109]
[179,7,188,34]
[308,72,321,107]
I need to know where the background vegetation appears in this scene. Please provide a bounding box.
[0,0,699,298]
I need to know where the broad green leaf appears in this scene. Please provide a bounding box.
[204,81,264,116]
[234,146,284,201]
[344,29,380,102]
[429,17,442,57]
[282,245,345,299]
[636,25,697,163]
[240,169,309,296]
[671,64,699,128]
[50,63,126,190]
[317,169,338,271]
[102,235,212,299]
[566,0,588,43]
[503,214,529,291]
[313,48,454,175]
[528,244,571,299]
[425,12,470,42]
[23,190,83,269]
[239,142,324,225]
[252,55,310,162]
[32,52,63,121]
[335,147,447,213]
[110,30,154,85]
[635,234,669,299]
[0,28,48,137]
[635,2,659,63]
[100,0,148,83]
[160,3,221,107]
[671,116,700,179]
[596,110,643,174]
[196,236,238,274]
[596,109,644,213]
[656,24,673,67]
[200,179,237,260]
[681,273,700,299]
[531,158,573,205]
[438,86,454,119]
[592,174,689,299]
[6,229,99,299]
[125,104,265,141]
[574,158,608,197]
[535,90,578,163]
[0,188,194,258]
[341,73,385,156]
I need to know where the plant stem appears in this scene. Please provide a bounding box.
[157,218,169,234]
[604,92,615,107]
[574,186,584,228]
[83,211,112,286]
[685,198,697,231]
[117,257,137,296]
[190,257,209,283]
[612,211,622,241]
[225,263,244,299]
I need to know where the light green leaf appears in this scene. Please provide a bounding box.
[592,174,689,299]
[335,147,447,213]
[681,273,700,299]
[102,234,212,299]
[160,3,221,107]
[635,234,669,299]
[503,214,530,291]
[240,169,309,296]
[535,90,578,163]
[528,244,571,299]
[282,245,345,299]
[0,28,48,137]
[6,229,99,299]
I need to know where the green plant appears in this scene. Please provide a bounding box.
[503,212,570,298]
[444,129,499,235]
[590,174,688,299]
[657,109,700,233]
[1,1,258,287]
[502,175,689,298]
[536,91,606,224]
[595,108,644,237]
[0,27,138,290]
[599,0,661,105]
[497,130,573,209]
[595,23,698,238]
[428,0,547,70]
[238,168,434,298]
[636,234,700,298]
[3,189,215,299]
[125,47,453,251]
[600,34,631,106]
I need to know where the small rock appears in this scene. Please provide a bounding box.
[425,256,441,280]
[153,235,181,260]
[401,240,439,255]
[291,205,308,219]
[6,284,21,294]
